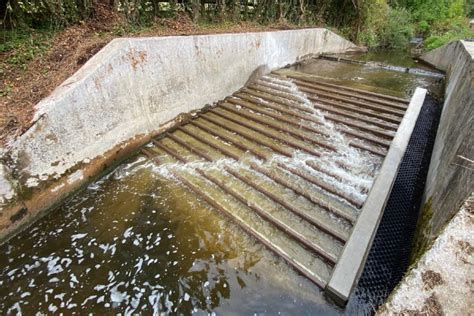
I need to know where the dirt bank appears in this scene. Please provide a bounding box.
[0,12,308,146]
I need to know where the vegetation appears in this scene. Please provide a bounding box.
[1,28,53,69]
[398,0,474,49]
[1,0,473,53]
[358,2,415,49]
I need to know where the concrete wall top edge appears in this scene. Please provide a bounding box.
[32,39,133,121]
[460,40,474,59]
[115,27,330,41]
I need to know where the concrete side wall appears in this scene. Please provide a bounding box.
[420,40,474,237]
[10,29,355,181]
[0,163,15,204]
[0,29,357,243]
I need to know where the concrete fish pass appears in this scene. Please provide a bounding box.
[2,29,467,313]
[138,74,426,305]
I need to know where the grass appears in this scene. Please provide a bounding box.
[425,27,474,50]
[0,28,56,70]
[0,28,56,97]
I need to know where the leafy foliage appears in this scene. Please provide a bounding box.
[380,7,414,48]
[413,0,473,49]
[3,0,94,28]
[424,17,474,49]
[358,1,414,49]
[0,0,473,51]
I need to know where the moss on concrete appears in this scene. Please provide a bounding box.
[409,197,434,265]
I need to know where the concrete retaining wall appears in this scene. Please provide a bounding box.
[420,40,474,238]
[0,29,357,243]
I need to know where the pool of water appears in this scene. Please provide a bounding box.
[284,50,444,99]
[343,50,430,69]
[0,157,343,314]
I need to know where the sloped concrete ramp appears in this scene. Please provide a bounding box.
[0,29,427,307]
[139,72,426,305]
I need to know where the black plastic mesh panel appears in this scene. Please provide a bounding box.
[344,93,442,315]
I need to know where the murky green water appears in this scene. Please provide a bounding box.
[344,50,427,69]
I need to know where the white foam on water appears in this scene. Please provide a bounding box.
[71,233,88,241]
[149,75,382,209]
[110,284,128,304]
[148,157,240,180]
[183,293,190,302]
[48,303,58,313]
[46,256,63,276]
[256,76,382,203]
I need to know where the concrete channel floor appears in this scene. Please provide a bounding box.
[139,71,412,300]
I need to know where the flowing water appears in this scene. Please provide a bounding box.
[0,158,340,315]
[0,51,443,314]
[285,51,444,99]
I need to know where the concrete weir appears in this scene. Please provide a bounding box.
[0,28,428,308]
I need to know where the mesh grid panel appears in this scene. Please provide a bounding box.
[344,93,442,315]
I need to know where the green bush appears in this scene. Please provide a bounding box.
[410,0,466,23]
[5,0,94,28]
[418,20,430,33]
[398,0,473,50]
[424,19,474,49]
[358,2,414,49]
[379,7,414,48]
[415,13,473,50]
[357,0,390,48]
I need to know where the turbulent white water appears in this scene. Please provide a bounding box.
[151,75,382,209]
[260,75,381,194]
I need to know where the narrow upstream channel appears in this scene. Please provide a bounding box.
[0,52,444,314]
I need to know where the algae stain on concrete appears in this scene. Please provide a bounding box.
[409,197,434,265]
